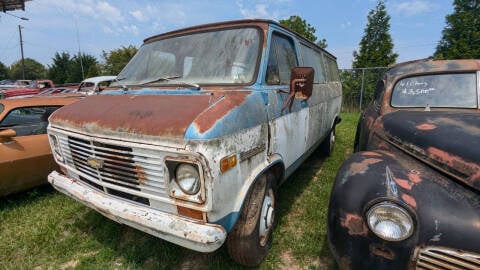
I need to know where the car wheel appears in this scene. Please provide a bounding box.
[321,127,336,156]
[227,174,275,266]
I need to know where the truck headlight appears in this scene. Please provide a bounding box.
[366,202,414,241]
[175,163,200,195]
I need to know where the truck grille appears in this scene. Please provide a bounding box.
[415,246,480,270]
[57,135,169,205]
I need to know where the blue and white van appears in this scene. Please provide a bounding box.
[47,19,342,266]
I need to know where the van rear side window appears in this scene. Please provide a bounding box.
[300,44,326,83]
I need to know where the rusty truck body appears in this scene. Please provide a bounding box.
[46,19,342,266]
[328,59,480,269]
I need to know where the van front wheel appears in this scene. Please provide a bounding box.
[226,174,275,266]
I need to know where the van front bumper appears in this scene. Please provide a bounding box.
[48,171,226,253]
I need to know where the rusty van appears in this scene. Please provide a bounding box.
[46,19,342,266]
[327,59,480,269]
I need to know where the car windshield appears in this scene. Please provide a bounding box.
[391,73,478,108]
[111,27,261,87]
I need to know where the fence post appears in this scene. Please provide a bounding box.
[359,68,365,110]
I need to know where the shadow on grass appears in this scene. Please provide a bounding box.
[0,184,55,212]
[64,144,335,269]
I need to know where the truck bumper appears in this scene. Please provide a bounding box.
[48,171,226,253]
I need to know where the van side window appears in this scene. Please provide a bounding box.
[266,33,298,85]
[300,44,326,83]
[325,57,340,82]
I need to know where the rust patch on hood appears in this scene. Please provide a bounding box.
[192,91,249,134]
[50,94,214,138]
[401,193,417,208]
[349,158,383,175]
[428,147,480,184]
[416,123,437,131]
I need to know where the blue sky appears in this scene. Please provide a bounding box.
[0,0,453,70]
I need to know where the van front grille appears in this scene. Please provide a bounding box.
[56,134,169,205]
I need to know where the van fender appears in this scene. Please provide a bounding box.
[220,154,284,232]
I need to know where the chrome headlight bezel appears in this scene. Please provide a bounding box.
[366,201,414,241]
[48,134,64,162]
[165,157,205,204]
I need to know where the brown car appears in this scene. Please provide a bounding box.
[0,95,81,196]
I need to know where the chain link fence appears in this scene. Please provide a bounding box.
[340,67,387,112]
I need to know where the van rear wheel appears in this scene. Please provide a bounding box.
[320,127,335,156]
[226,174,275,266]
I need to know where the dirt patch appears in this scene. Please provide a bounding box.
[178,251,212,270]
[60,259,79,270]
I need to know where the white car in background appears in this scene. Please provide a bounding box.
[77,76,117,95]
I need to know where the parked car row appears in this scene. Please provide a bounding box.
[1,19,479,269]
[0,76,116,99]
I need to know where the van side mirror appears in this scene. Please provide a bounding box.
[290,67,314,100]
[282,67,315,113]
[0,128,16,143]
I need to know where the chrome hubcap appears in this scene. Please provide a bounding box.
[259,188,274,246]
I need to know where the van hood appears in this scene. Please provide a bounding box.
[49,91,265,142]
[380,110,480,191]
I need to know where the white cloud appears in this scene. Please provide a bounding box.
[130,10,147,22]
[391,0,435,16]
[341,21,352,29]
[236,1,282,20]
[96,1,123,23]
[123,25,139,35]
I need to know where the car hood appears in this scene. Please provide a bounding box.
[380,110,480,191]
[49,91,263,143]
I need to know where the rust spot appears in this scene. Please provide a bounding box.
[408,172,422,184]
[394,178,414,190]
[416,123,437,131]
[428,147,480,182]
[362,151,382,157]
[193,91,249,134]
[401,194,417,208]
[370,244,395,260]
[341,213,368,236]
[135,165,147,185]
[349,158,383,175]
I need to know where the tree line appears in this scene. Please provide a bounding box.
[0,0,478,92]
[0,45,138,84]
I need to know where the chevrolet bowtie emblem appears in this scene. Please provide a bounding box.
[87,157,104,169]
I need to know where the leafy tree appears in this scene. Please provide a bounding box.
[353,0,397,68]
[434,0,480,59]
[101,45,137,75]
[68,53,100,83]
[0,61,8,80]
[9,58,47,80]
[344,0,396,109]
[48,52,72,84]
[279,15,328,48]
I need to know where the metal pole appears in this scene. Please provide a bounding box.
[18,25,25,79]
[359,68,365,110]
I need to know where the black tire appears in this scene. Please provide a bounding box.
[320,127,336,156]
[226,174,276,267]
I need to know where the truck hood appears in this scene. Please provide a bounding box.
[49,91,260,142]
[380,110,480,191]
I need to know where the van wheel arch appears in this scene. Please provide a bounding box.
[226,164,282,266]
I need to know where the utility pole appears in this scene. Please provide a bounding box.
[18,25,25,79]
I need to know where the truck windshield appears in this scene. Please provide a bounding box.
[391,73,478,108]
[111,27,261,87]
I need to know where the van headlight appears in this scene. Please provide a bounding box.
[175,163,200,195]
[49,134,64,162]
[366,202,414,241]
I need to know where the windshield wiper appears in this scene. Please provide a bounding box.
[140,75,181,85]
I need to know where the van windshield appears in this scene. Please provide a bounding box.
[111,28,261,87]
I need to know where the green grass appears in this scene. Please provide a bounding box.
[0,113,359,270]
